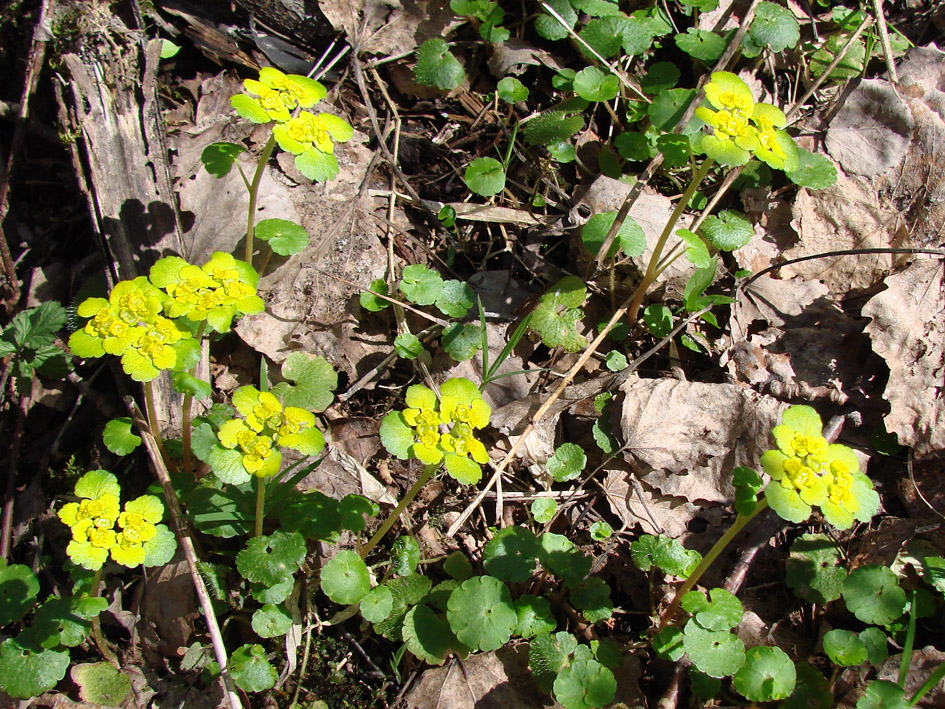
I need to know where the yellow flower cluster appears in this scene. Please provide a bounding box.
[216,386,325,478]
[761,406,879,529]
[68,277,191,382]
[58,470,172,570]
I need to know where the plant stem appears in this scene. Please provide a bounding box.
[360,464,437,559]
[89,567,119,666]
[657,497,768,631]
[255,475,266,538]
[244,133,276,264]
[144,380,171,471]
[182,322,208,475]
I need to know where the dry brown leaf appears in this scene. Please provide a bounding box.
[318,0,461,57]
[782,169,908,294]
[141,560,198,657]
[862,259,945,456]
[617,377,784,504]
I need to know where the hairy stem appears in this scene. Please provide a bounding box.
[244,133,277,264]
[658,497,768,631]
[360,464,437,559]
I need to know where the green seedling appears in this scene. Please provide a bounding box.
[0,301,71,393]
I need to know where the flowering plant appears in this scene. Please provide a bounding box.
[695,71,799,171]
[379,377,492,484]
[761,405,880,529]
[57,470,176,570]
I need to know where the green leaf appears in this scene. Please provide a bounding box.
[675,28,727,62]
[860,627,889,666]
[842,566,908,626]
[399,264,444,306]
[447,575,517,651]
[810,35,866,80]
[339,495,379,532]
[786,148,838,189]
[700,210,753,251]
[571,0,621,16]
[295,149,339,182]
[443,551,473,581]
[159,39,181,59]
[673,229,711,269]
[547,442,587,483]
[394,332,424,360]
[732,646,796,701]
[0,638,70,699]
[379,411,414,459]
[657,134,692,168]
[272,352,337,412]
[681,587,743,630]
[200,142,245,178]
[252,604,293,638]
[785,533,846,604]
[513,595,556,638]
[403,604,461,665]
[184,479,253,538]
[321,550,371,605]
[690,668,722,698]
[360,585,394,623]
[254,218,310,257]
[435,279,475,318]
[683,261,718,312]
[483,526,540,583]
[783,662,832,709]
[643,303,675,338]
[523,111,584,146]
[578,17,625,58]
[855,680,907,709]
[605,350,627,372]
[682,620,746,678]
[750,1,800,52]
[630,533,701,577]
[171,372,212,400]
[641,61,681,94]
[529,631,578,693]
[581,212,647,259]
[589,521,612,540]
[497,76,528,102]
[372,574,433,641]
[229,644,277,692]
[533,0,577,40]
[615,131,653,161]
[921,555,945,595]
[72,661,132,706]
[464,157,506,197]
[236,530,306,587]
[360,278,390,312]
[554,653,617,709]
[8,301,67,349]
[391,536,422,576]
[530,276,587,352]
[648,88,697,132]
[414,38,465,90]
[531,497,557,524]
[573,66,619,102]
[442,323,482,361]
[823,629,868,666]
[279,489,341,542]
[592,410,618,454]
[653,626,684,661]
[23,596,105,649]
[0,564,39,625]
[143,524,177,567]
[253,580,293,605]
[571,577,613,624]
[538,532,592,587]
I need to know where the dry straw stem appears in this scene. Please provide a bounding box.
[128,398,244,709]
[869,0,899,84]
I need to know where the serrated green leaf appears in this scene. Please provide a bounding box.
[581,212,647,259]
[656,133,692,168]
[785,533,846,604]
[523,111,584,146]
[534,0,577,40]
[589,521,612,541]
[783,662,832,709]
[236,530,306,587]
[379,411,414,459]
[200,142,245,178]
[631,533,701,577]
[483,526,539,583]
[859,627,888,666]
[855,680,907,709]
[464,157,506,197]
[446,575,516,652]
[399,264,443,306]
[842,566,908,626]
[271,352,336,412]
[338,494,378,532]
[554,654,617,709]
[547,442,587,482]
[682,587,743,630]
[700,210,753,251]
[605,350,627,371]
[786,148,838,189]
[750,1,800,52]
[571,577,613,624]
[435,279,474,318]
[252,604,293,638]
[497,76,528,102]
[615,131,653,161]
[403,604,460,665]
[641,61,681,94]
[360,585,394,623]
[675,28,727,62]
[229,644,277,692]
[578,16,625,59]
[295,148,339,183]
[529,631,579,693]
[733,646,796,701]
[321,550,370,604]
[414,38,465,90]
[530,276,587,352]
[0,638,70,699]
[254,218,309,257]
[394,332,424,360]
[531,497,557,524]
[0,564,39,625]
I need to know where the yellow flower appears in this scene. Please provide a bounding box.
[273,111,354,156]
[218,419,282,478]
[231,67,327,124]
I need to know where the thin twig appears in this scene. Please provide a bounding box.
[127,399,243,709]
[870,0,899,84]
[0,391,29,561]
